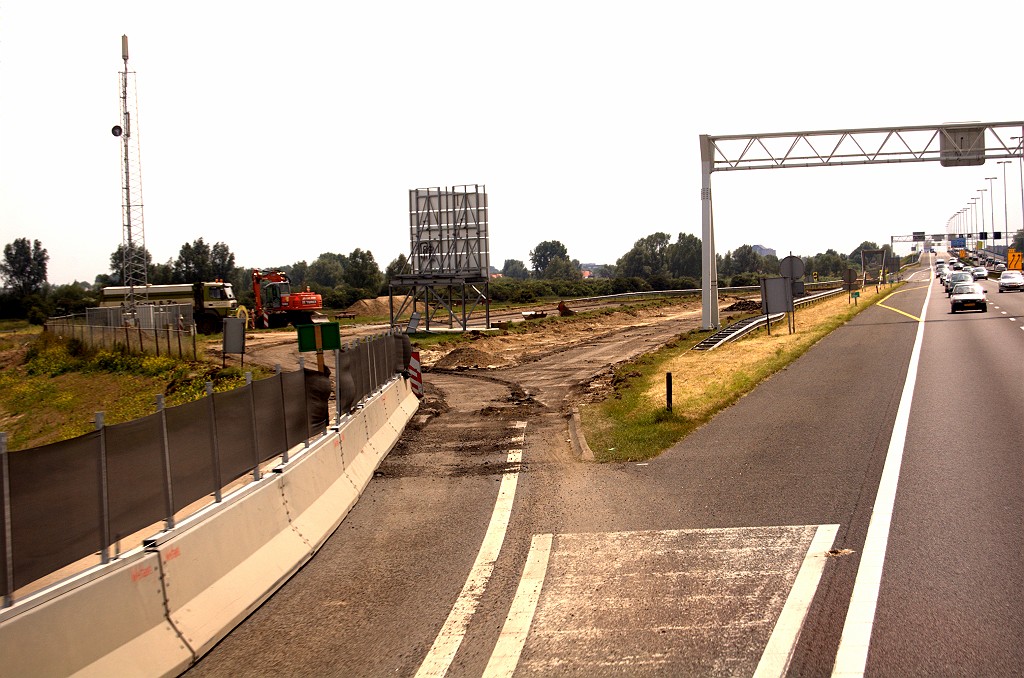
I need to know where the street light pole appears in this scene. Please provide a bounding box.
[999,161,1011,241]
[1014,137,1024,258]
[979,189,987,246]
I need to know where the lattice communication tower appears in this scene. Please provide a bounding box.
[112,34,148,318]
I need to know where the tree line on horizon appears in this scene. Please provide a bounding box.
[2,228,954,323]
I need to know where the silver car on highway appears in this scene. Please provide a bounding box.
[950,282,988,313]
[998,270,1024,293]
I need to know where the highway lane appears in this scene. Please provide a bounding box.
[864,267,1024,675]
[187,256,1024,676]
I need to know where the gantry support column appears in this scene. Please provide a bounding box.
[700,135,719,330]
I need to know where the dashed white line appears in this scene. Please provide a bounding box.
[416,423,526,678]
[831,275,931,676]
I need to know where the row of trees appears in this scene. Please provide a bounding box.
[9,229,1013,323]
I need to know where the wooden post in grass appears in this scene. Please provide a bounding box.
[666,373,673,412]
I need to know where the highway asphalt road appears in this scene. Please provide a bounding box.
[188,254,1024,676]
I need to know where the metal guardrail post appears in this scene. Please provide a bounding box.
[334,348,342,426]
[156,395,175,530]
[2,432,13,608]
[246,372,260,482]
[299,357,311,444]
[95,413,110,565]
[206,382,223,502]
[275,364,289,463]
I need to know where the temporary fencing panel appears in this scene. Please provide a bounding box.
[336,349,356,414]
[212,387,259,486]
[105,414,168,540]
[165,398,218,514]
[7,433,103,590]
[253,376,288,463]
[305,370,331,438]
[282,371,310,449]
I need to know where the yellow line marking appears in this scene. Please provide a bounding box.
[876,285,926,321]
[877,303,921,322]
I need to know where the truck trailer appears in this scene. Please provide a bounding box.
[100,281,238,333]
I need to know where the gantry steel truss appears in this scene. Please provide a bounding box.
[699,121,1024,329]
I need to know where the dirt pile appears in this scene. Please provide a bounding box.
[724,299,761,312]
[345,296,412,317]
[432,346,507,370]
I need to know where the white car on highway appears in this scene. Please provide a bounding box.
[998,270,1024,293]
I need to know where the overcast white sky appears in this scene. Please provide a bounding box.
[2,1,1022,285]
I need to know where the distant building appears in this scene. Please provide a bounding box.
[752,245,776,258]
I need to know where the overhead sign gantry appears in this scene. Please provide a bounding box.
[699,121,1024,329]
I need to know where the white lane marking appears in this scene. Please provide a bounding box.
[416,427,525,678]
[1002,311,1008,315]
[482,533,553,678]
[755,524,839,677]
[831,276,931,677]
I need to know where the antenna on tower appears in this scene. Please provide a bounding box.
[112,33,148,322]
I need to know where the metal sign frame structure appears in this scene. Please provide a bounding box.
[699,121,1024,329]
[389,185,491,331]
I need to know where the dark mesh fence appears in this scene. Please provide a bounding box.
[7,433,103,590]
[105,413,168,541]
[253,376,288,462]
[0,332,409,603]
[282,371,310,448]
[213,386,258,486]
[166,398,218,513]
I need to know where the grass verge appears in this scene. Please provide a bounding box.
[0,331,269,451]
[580,284,903,462]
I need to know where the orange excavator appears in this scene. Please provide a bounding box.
[251,269,323,328]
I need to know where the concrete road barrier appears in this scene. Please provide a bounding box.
[157,474,312,659]
[0,552,192,678]
[281,433,360,552]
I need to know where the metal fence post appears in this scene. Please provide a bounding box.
[156,395,175,530]
[2,432,13,608]
[95,413,110,565]
[246,372,260,481]
[276,365,289,464]
[206,382,223,502]
[299,358,311,444]
[334,348,342,426]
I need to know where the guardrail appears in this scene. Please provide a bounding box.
[693,287,846,351]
